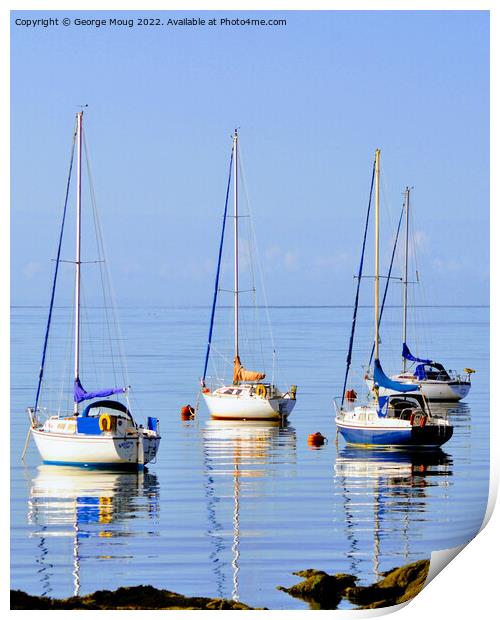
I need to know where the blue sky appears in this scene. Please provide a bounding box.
[11,10,489,307]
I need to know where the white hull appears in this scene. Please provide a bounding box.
[31,428,160,467]
[203,392,295,420]
[365,378,470,401]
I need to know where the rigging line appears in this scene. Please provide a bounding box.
[238,144,277,383]
[368,200,405,368]
[245,189,266,374]
[57,299,76,415]
[54,259,104,264]
[209,342,233,369]
[412,209,432,359]
[50,272,76,416]
[80,283,100,390]
[380,165,400,269]
[34,121,77,413]
[83,130,119,388]
[202,146,234,384]
[84,131,130,389]
[407,217,418,357]
[341,158,375,409]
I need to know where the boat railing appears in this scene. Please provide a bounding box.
[26,406,50,427]
[333,397,357,415]
[204,376,229,390]
[431,416,450,426]
[446,369,468,382]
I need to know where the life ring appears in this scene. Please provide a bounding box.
[255,384,267,398]
[99,413,112,432]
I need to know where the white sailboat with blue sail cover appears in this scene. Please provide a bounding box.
[200,130,297,420]
[334,150,453,448]
[365,187,473,401]
[25,111,160,468]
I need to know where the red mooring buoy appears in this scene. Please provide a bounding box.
[307,432,326,447]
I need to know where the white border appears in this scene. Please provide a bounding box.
[3,1,496,617]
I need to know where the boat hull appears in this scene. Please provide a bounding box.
[32,429,160,468]
[336,421,453,448]
[202,392,295,420]
[365,378,470,401]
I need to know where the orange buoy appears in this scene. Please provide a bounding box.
[307,432,326,447]
[201,387,210,394]
[181,405,195,419]
[345,389,357,402]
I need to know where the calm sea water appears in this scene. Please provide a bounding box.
[10,305,489,609]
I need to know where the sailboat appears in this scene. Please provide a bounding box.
[25,112,161,468]
[335,150,453,448]
[365,187,473,401]
[200,130,297,420]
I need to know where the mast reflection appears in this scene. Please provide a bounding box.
[202,419,296,601]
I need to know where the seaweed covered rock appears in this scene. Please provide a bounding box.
[277,569,357,609]
[344,559,430,608]
[11,585,261,610]
[278,559,430,610]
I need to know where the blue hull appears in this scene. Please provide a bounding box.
[337,424,453,448]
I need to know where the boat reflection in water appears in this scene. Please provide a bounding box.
[202,419,296,602]
[334,448,453,580]
[27,466,160,597]
[431,401,471,420]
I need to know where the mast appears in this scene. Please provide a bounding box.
[374,149,380,361]
[233,129,239,365]
[73,111,83,414]
[402,187,410,372]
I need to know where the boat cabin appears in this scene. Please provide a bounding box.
[413,363,450,381]
[387,394,430,420]
[76,399,134,435]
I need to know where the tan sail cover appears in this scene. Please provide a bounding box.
[233,356,266,384]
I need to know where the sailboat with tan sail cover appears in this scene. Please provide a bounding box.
[200,130,297,420]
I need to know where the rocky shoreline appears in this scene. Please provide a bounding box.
[11,559,429,610]
[10,585,262,610]
[278,559,430,609]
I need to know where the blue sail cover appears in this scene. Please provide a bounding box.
[74,378,126,404]
[373,359,419,393]
[377,396,389,418]
[402,343,432,365]
[414,364,429,380]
